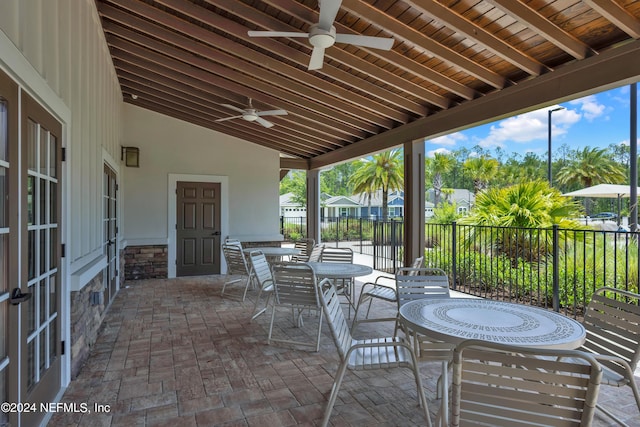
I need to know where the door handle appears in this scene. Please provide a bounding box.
[10,288,32,305]
[212,231,221,236]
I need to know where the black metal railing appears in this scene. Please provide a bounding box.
[282,216,640,316]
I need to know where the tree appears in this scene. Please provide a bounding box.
[427,152,455,207]
[459,180,585,262]
[279,170,307,205]
[349,149,404,220]
[462,155,499,194]
[555,146,626,189]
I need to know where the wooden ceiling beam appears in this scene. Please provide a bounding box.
[104,31,377,136]
[126,93,322,157]
[484,0,593,60]
[159,0,432,115]
[341,0,507,89]
[256,0,476,100]
[99,0,398,129]
[407,0,546,76]
[280,158,310,170]
[583,0,640,39]
[118,75,337,153]
[112,59,351,144]
[310,39,640,169]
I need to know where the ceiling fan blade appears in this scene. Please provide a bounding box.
[308,47,325,70]
[335,34,394,50]
[256,109,288,117]
[215,115,242,122]
[256,117,275,128]
[318,0,342,30]
[248,31,310,38]
[220,104,247,114]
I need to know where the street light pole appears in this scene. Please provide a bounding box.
[547,107,564,185]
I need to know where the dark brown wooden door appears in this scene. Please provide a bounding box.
[176,181,221,276]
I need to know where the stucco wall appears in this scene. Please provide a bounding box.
[121,103,282,251]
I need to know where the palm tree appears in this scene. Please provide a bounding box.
[555,147,626,188]
[462,156,499,194]
[349,149,403,220]
[459,180,585,262]
[427,152,455,206]
[555,147,626,213]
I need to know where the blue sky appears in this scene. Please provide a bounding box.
[424,84,639,159]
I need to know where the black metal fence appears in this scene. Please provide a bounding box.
[281,216,640,317]
[280,216,405,272]
[425,222,639,317]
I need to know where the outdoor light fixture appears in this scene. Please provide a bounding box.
[547,106,564,185]
[121,146,140,167]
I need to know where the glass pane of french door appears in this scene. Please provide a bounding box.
[103,164,117,303]
[0,88,10,427]
[20,93,61,427]
[25,117,59,391]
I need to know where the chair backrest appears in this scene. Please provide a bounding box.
[222,243,249,275]
[248,250,273,289]
[451,340,602,427]
[307,244,324,262]
[396,267,450,308]
[581,287,640,377]
[320,247,353,263]
[271,262,320,307]
[224,238,243,247]
[319,280,353,361]
[292,238,315,262]
[409,256,424,272]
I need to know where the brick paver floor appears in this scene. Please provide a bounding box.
[49,275,640,426]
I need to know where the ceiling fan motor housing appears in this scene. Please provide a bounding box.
[309,24,336,48]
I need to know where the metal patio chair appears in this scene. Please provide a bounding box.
[290,238,315,262]
[318,280,432,427]
[449,340,602,427]
[221,241,253,300]
[307,243,324,262]
[267,262,323,351]
[351,256,424,332]
[247,250,274,321]
[576,287,640,425]
[320,247,355,317]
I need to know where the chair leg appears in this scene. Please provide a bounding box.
[267,307,277,345]
[321,358,350,427]
[314,310,323,352]
[407,347,433,427]
[250,289,272,321]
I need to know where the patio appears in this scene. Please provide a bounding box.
[50,274,640,427]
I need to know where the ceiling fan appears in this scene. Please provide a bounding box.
[215,99,287,128]
[247,0,394,70]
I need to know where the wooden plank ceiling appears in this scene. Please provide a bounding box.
[96,0,640,168]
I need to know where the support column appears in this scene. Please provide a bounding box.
[404,140,425,267]
[306,169,321,244]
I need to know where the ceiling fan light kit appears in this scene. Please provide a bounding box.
[309,24,336,49]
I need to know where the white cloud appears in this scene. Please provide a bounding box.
[569,95,606,120]
[426,132,467,147]
[476,106,580,149]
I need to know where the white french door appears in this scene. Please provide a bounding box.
[0,69,63,427]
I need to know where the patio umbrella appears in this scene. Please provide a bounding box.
[563,184,640,224]
[562,184,640,198]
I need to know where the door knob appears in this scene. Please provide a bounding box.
[10,288,32,305]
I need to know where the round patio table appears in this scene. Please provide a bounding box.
[305,261,373,279]
[399,298,585,349]
[399,298,586,426]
